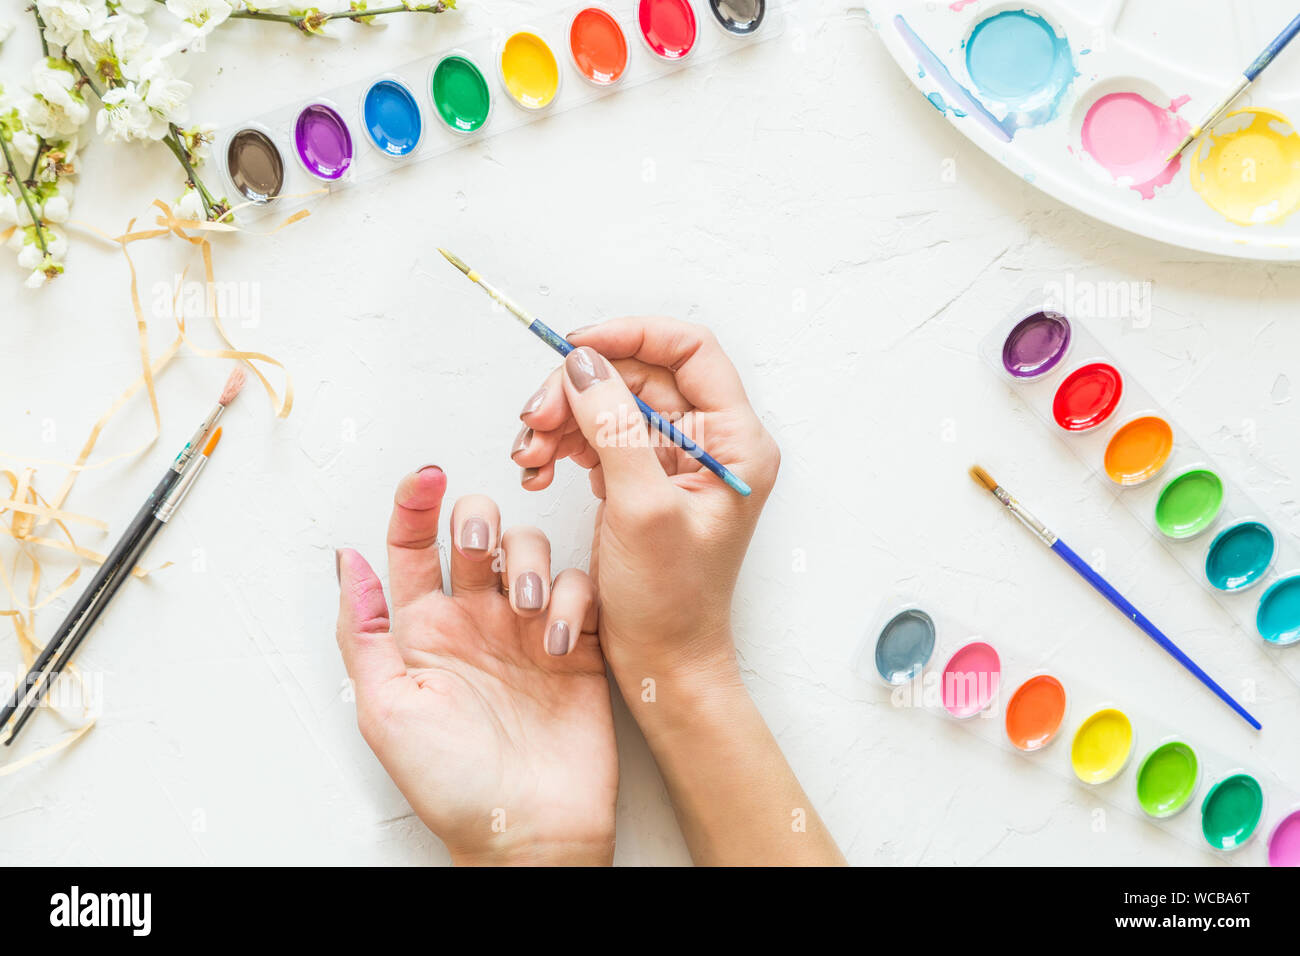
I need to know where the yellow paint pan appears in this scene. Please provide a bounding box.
[500,30,561,111]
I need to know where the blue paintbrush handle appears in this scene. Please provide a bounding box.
[1246,13,1300,79]
[526,319,751,496]
[1050,538,1261,730]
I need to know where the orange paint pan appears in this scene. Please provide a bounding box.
[1103,414,1174,486]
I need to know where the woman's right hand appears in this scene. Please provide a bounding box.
[509,317,781,690]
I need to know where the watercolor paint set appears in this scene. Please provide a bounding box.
[979,306,1300,689]
[217,1,785,217]
[868,1,1300,260]
[855,597,1300,864]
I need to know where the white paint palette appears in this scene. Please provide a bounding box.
[867,0,1300,260]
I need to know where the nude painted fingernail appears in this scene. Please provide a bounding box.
[567,324,595,339]
[521,386,546,416]
[511,425,533,458]
[417,464,442,474]
[335,549,341,584]
[565,346,610,392]
[516,572,544,610]
[546,620,571,656]
[461,516,489,553]
[522,466,540,482]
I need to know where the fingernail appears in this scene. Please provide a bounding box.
[520,386,546,416]
[565,346,610,392]
[522,466,540,482]
[546,620,571,656]
[515,571,543,610]
[567,324,595,339]
[417,464,442,474]
[334,549,341,584]
[511,425,533,458]
[461,516,489,553]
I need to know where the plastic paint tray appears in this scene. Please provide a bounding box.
[867,0,1300,260]
[979,300,1300,687]
[855,596,1296,863]
[216,1,788,219]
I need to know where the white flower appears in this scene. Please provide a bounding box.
[25,269,49,289]
[11,128,40,166]
[0,193,17,226]
[175,188,204,220]
[164,0,232,30]
[96,83,168,141]
[17,241,44,271]
[45,227,68,259]
[42,195,70,223]
[36,0,110,49]
[103,13,150,61]
[6,227,26,250]
[139,58,192,124]
[26,60,90,138]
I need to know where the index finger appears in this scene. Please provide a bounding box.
[566,316,750,412]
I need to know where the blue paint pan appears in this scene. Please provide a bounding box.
[362,77,422,157]
[874,608,936,685]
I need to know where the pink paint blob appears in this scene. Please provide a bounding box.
[1269,809,1300,867]
[1081,92,1189,199]
[949,0,978,10]
[940,641,1001,718]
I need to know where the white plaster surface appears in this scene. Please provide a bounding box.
[1,0,1299,865]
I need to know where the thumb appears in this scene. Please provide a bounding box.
[335,548,405,700]
[562,346,673,501]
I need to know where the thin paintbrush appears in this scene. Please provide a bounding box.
[4,428,224,746]
[438,248,751,497]
[0,367,245,733]
[1165,12,1300,162]
[968,465,1261,731]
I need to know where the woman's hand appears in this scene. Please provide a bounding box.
[509,319,843,866]
[335,466,617,866]
[510,317,781,686]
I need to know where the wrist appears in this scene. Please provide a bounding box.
[607,633,749,742]
[448,834,614,867]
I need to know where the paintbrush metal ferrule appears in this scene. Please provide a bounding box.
[991,483,1058,547]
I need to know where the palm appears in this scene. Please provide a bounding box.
[379,590,616,851]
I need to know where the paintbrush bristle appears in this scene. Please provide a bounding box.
[969,465,999,494]
[438,248,473,277]
[218,366,247,407]
[203,427,223,456]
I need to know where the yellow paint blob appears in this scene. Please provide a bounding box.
[501,31,560,110]
[1070,708,1133,784]
[1190,108,1300,225]
[1103,415,1174,486]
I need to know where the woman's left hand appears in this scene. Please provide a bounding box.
[335,465,617,865]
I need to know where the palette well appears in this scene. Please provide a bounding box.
[855,596,1298,864]
[980,304,1300,680]
[869,1,1300,260]
[217,2,785,214]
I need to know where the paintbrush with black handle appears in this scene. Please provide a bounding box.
[0,369,244,735]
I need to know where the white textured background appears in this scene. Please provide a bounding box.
[2,0,1298,865]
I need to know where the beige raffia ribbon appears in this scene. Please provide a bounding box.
[0,199,306,774]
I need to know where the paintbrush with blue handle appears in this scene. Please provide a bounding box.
[970,465,1261,731]
[438,248,751,497]
[1165,12,1300,162]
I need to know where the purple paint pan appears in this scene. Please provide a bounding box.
[294,102,353,181]
[1002,310,1071,379]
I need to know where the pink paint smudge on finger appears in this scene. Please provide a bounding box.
[1081,91,1190,199]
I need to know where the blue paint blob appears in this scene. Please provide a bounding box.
[1257,574,1300,646]
[895,15,1011,142]
[874,608,936,685]
[1206,521,1274,592]
[965,10,1074,129]
[363,79,422,157]
[927,91,947,114]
